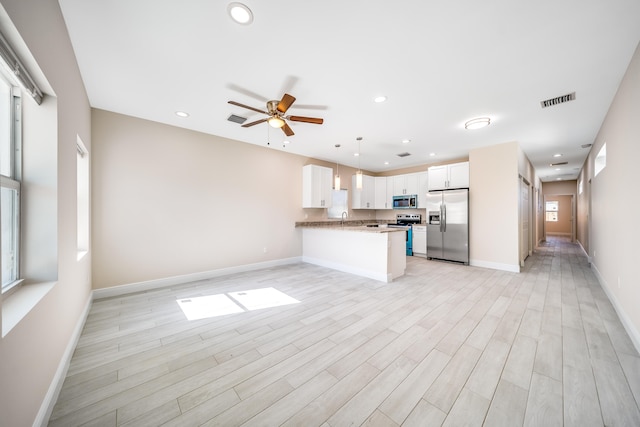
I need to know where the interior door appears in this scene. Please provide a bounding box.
[520,178,530,267]
[442,189,469,263]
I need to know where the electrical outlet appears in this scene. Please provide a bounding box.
[263,247,267,254]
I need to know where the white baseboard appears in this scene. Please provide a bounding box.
[591,263,640,355]
[93,257,302,300]
[34,292,93,427]
[469,259,520,273]
[576,240,592,264]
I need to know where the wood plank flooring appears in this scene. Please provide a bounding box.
[49,237,640,426]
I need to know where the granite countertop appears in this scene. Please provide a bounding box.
[295,220,404,233]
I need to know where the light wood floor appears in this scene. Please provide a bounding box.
[49,237,640,426]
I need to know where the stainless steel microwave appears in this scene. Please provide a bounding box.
[392,195,418,209]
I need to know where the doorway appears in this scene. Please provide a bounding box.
[544,194,575,242]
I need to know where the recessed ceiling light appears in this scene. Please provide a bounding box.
[429,152,436,157]
[553,153,563,157]
[227,2,253,25]
[354,152,360,157]
[373,96,387,103]
[384,161,389,165]
[175,111,189,118]
[402,139,411,144]
[283,140,290,144]
[464,117,491,129]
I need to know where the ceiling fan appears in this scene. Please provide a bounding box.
[228,93,323,136]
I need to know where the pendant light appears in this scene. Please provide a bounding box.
[356,137,363,190]
[334,144,341,190]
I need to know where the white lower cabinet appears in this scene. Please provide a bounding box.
[412,225,427,257]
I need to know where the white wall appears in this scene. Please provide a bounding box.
[0,1,92,426]
[579,41,640,350]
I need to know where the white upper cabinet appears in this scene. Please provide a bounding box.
[428,161,469,190]
[352,174,375,209]
[374,176,393,209]
[302,164,333,208]
[393,173,420,196]
[417,172,429,208]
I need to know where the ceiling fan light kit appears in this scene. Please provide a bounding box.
[268,117,285,128]
[464,117,491,130]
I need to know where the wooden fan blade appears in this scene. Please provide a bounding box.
[228,100,268,115]
[242,118,269,128]
[277,93,296,113]
[282,123,294,136]
[287,115,324,125]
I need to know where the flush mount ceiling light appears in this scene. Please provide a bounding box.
[373,95,387,103]
[464,117,491,130]
[553,153,563,158]
[402,139,411,144]
[268,116,285,128]
[227,2,253,25]
[175,111,189,118]
[429,152,436,157]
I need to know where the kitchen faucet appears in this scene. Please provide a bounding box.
[341,211,348,226]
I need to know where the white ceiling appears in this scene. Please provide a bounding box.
[58,0,640,181]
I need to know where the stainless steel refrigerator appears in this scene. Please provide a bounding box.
[426,189,469,264]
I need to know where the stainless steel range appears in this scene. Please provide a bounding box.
[388,214,421,256]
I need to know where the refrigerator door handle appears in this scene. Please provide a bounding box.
[442,204,446,232]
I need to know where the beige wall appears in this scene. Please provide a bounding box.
[0,1,92,426]
[577,41,640,349]
[91,110,380,289]
[544,194,573,235]
[469,141,521,272]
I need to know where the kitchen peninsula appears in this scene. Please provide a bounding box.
[296,221,407,282]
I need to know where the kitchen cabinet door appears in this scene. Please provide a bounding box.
[427,165,448,190]
[393,174,407,195]
[448,162,470,189]
[374,176,392,209]
[417,172,429,208]
[405,173,420,195]
[302,164,333,208]
[352,174,375,209]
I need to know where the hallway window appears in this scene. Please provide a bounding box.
[546,201,558,222]
[0,72,22,292]
[77,136,89,258]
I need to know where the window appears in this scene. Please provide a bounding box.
[594,143,606,177]
[0,72,22,293]
[77,136,89,258]
[545,201,558,222]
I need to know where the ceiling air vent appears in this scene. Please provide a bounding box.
[581,143,592,149]
[541,92,575,108]
[550,161,568,166]
[396,152,411,158]
[227,114,247,124]
[540,92,576,108]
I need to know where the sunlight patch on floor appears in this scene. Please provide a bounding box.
[177,287,300,321]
